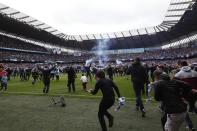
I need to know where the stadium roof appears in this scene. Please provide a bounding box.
[0,0,195,42]
[0,0,196,51]
[0,3,69,40]
[70,0,196,41]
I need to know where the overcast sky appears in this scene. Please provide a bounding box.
[0,0,171,35]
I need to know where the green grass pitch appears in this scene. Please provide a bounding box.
[0,74,196,131]
[6,74,135,99]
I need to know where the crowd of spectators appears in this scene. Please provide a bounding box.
[0,51,84,63]
[0,47,197,64]
[0,34,48,52]
[110,47,197,61]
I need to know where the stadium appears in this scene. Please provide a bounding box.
[0,0,197,131]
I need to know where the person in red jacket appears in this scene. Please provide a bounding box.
[0,64,8,91]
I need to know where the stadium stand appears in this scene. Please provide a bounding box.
[0,1,197,130]
[0,33,48,52]
[0,0,197,63]
[0,0,196,51]
[1,46,197,63]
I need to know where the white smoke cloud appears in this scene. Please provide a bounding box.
[92,39,110,54]
[85,58,93,66]
[116,59,123,65]
[85,39,111,67]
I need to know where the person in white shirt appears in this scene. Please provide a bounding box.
[80,74,88,91]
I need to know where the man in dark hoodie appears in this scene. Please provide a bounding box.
[153,70,195,131]
[107,65,113,81]
[66,65,76,93]
[84,64,92,82]
[174,61,197,130]
[175,61,197,114]
[127,58,148,117]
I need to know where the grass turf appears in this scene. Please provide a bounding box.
[0,94,196,131]
[5,74,135,99]
[0,75,196,131]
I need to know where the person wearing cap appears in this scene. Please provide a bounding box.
[88,70,121,131]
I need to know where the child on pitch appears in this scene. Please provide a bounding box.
[87,70,121,131]
[0,64,8,91]
[80,74,88,91]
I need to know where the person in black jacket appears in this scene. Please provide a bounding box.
[153,70,194,131]
[107,65,113,80]
[150,63,156,81]
[127,58,148,117]
[38,64,55,94]
[84,64,92,82]
[66,65,76,93]
[88,70,121,131]
[31,67,39,85]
